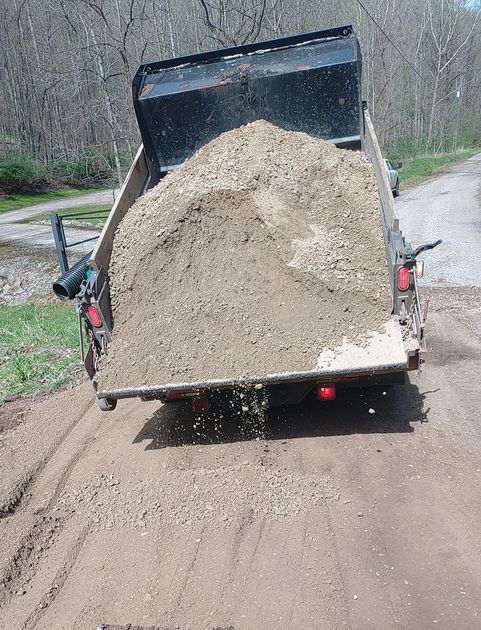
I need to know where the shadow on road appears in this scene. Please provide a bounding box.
[133,381,428,450]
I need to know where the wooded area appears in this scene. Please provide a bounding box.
[1,0,480,185]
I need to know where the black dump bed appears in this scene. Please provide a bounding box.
[132,25,362,181]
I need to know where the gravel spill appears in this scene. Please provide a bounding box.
[59,465,331,531]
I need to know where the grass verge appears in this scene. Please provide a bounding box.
[0,187,109,214]
[399,148,481,186]
[22,203,112,226]
[0,303,81,401]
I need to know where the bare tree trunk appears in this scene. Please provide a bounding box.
[87,23,123,187]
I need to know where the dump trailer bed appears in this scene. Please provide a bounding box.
[53,25,436,410]
[92,118,422,407]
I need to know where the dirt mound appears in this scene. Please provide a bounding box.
[99,121,390,389]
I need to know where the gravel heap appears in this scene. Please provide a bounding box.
[99,120,391,390]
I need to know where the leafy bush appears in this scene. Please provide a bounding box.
[394,147,481,186]
[0,154,50,194]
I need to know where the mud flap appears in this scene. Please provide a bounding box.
[84,341,96,380]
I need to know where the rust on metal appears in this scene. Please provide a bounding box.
[140,83,154,98]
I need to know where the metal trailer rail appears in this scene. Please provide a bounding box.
[97,359,415,402]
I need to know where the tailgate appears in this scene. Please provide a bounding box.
[96,319,418,401]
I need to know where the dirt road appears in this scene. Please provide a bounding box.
[1,160,481,629]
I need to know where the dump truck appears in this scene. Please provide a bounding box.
[52,25,440,411]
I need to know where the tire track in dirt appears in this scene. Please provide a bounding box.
[0,396,94,519]
[198,436,350,629]
[0,397,100,608]
[211,506,257,616]
[162,437,272,626]
[166,524,206,625]
[0,472,36,521]
[20,526,90,630]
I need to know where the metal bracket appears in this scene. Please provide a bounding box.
[405,239,442,261]
[50,214,69,274]
[50,212,103,273]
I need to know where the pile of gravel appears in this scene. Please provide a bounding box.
[99,121,390,390]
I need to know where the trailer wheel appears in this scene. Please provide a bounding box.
[96,396,117,412]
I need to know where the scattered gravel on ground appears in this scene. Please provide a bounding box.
[99,120,391,390]
[59,465,332,531]
[424,285,481,313]
[0,242,58,305]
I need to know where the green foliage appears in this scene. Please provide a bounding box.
[458,127,481,148]
[0,154,50,194]
[396,148,481,186]
[0,149,116,198]
[0,303,81,400]
[386,131,481,165]
[385,138,423,162]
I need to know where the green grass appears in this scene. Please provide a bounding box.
[0,303,82,401]
[0,186,108,214]
[23,203,112,226]
[398,148,481,186]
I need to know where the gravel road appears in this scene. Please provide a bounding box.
[396,153,481,287]
[0,223,101,251]
[0,189,117,253]
[1,159,481,629]
[0,189,117,225]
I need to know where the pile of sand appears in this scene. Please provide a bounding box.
[98,121,391,390]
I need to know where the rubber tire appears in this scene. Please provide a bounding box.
[393,179,400,197]
[96,396,117,412]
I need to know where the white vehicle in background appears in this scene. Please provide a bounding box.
[384,158,401,197]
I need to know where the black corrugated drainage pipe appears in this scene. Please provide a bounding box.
[52,251,93,300]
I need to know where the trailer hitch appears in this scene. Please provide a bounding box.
[405,239,442,261]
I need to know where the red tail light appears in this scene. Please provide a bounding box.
[192,395,209,413]
[398,266,410,291]
[86,305,102,328]
[317,385,336,401]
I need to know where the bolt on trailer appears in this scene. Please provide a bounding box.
[51,25,440,411]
